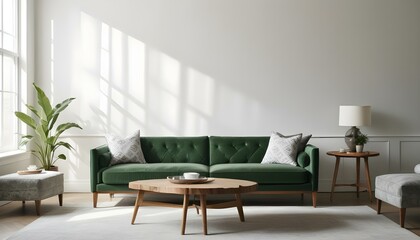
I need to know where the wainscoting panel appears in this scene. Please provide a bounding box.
[401,141,420,173]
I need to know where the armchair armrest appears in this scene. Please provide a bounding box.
[303,144,319,191]
[90,145,111,192]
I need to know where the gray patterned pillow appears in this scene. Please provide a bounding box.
[276,133,312,153]
[261,132,302,166]
[106,130,146,166]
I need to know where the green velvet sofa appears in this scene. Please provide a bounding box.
[90,136,319,207]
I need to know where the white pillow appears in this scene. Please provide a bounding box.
[261,132,302,166]
[106,130,147,166]
[414,164,420,173]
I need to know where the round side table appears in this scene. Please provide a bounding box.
[327,151,379,202]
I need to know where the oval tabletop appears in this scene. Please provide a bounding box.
[129,178,258,195]
[327,151,379,158]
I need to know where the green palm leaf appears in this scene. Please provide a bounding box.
[15,112,36,129]
[34,83,52,119]
[56,122,82,137]
[26,104,41,119]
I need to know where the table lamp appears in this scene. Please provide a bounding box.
[339,105,371,152]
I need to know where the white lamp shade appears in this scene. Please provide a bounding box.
[339,106,371,127]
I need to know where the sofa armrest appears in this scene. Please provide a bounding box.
[303,144,319,191]
[90,145,111,192]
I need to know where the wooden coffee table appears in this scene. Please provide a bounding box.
[129,178,257,235]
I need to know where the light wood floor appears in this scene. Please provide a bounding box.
[1,192,420,239]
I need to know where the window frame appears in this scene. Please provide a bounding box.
[0,0,21,155]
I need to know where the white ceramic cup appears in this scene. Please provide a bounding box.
[27,165,37,171]
[183,172,199,179]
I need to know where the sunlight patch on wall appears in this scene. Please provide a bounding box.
[79,12,217,136]
[148,48,181,134]
[60,138,80,179]
[99,79,109,116]
[110,28,124,89]
[110,89,125,133]
[184,109,209,135]
[81,13,100,71]
[149,50,181,96]
[186,68,214,116]
[50,19,55,102]
[100,23,110,80]
[127,36,146,104]
[99,22,111,131]
[182,68,215,134]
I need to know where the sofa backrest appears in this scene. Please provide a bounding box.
[209,136,269,165]
[141,136,209,165]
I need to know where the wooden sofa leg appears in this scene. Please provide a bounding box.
[93,192,98,208]
[400,208,406,228]
[312,192,317,208]
[377,199,382,214]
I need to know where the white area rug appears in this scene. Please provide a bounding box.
[7,205,419,240]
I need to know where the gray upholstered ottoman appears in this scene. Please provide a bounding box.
[375,173,420,227]
[0,171,64,215]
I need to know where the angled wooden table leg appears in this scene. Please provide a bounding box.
[235,193,245,222]
[131,190,144,224]
[181,193,189,235]
[330,157,341,201]
[199,194,208,235]
[364,157,373,202]
[356,157,360,198]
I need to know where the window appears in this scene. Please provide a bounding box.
[0,0,19,153]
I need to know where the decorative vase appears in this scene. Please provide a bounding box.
[356,145,364,153]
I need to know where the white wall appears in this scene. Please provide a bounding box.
[33,0,420,192]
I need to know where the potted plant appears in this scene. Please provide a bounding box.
[15,83,82,170]
[355,133,368,153]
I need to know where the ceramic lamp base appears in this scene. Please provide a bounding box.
[344,126,361,152]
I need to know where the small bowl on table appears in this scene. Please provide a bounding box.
[183,172,200,179]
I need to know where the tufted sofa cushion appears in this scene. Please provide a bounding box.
[210,163,308,184]
[141,136,209,165]
[209,136,269,165]
[102,163,209,184]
